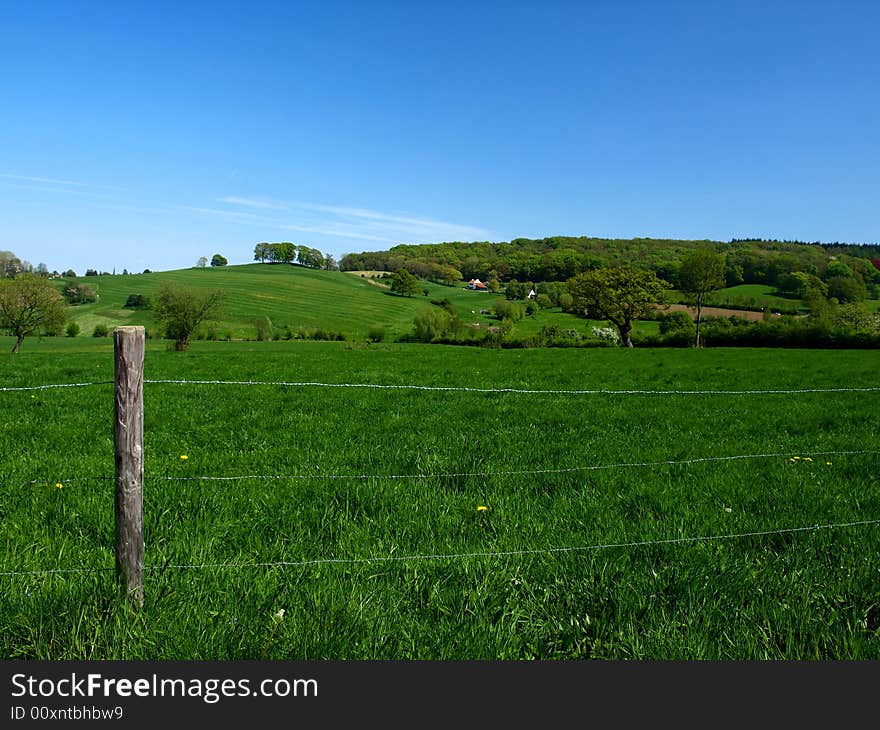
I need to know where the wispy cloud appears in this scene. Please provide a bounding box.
[278,222,397,244]
[219,196,289,210]
[215,195,491,245]
[181,206,264,221]
[0,173,89,187]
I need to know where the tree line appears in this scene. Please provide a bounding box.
[253,242,337,270]
[339,236,880,291]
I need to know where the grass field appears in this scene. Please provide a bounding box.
[59,264,602,342]
[671,284,803,312]
[1,338,878,659]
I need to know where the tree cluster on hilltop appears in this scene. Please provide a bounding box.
[253,242,337,270]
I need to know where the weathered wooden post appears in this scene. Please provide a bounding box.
[114,326,145,607]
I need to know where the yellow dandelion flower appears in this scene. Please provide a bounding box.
[804,457,813,462]
[789,458,797,462]
[792,456,801,460]
[56,483,63,489]
[476,505,488,512]
[179,455,188,460]
[826,461,832,466]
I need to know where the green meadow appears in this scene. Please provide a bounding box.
[1,338,878,659]
[58,264,659,342]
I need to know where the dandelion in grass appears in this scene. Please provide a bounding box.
[274,608,285,622]
[179,455,188,461]
[476,505,488,512]
[826,461,833,466]
[55,482,63,489]
[724,507,732,513]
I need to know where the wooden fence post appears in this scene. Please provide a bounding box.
[114,326,145,607]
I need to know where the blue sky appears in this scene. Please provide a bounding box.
[1,0,878,274]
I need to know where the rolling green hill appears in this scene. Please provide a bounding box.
[57,263,598,341]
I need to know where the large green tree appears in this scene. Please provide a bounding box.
[678,248,725,348]
[155,285,223,351]
[390,268,421,297]
[567,267,670,347]
[0,274,67,353]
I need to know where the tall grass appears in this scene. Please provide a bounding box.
[1,339,878,659]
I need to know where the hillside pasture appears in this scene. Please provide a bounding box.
[1,339,878,659]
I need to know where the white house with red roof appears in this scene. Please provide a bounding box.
[467,278,489,291]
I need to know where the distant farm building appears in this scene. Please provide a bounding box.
[467,278,489,291]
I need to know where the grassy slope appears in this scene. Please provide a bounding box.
[58,265,597,341]
[1,339,879,659]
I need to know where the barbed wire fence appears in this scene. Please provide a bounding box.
[1,328,878,603]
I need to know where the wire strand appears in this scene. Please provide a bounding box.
[2,518,877,577]
[143,379,880,395]
[150,449,879,484]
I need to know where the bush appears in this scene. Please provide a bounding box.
[92,324,110,337]
[367,326,386,343]
[253,316,273,341]
[63,283,98,304]
[124,294,150,309]
[493,299,525,322]
[65,322,80,337]
[413,309,453,342]
[658,311,695,335]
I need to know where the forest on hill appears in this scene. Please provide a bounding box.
[339,236,880,291]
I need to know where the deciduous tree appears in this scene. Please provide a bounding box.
[567,267,670,347]
[0,274,67,352]
[154,285,223,351]
[679,248,725,347]
[391,268,421,297]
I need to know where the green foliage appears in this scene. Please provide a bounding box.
[567,267,671,347]
[827,275,867,303]
[0,274,67,352]
[413,308,453,341]
[505,279,526,300]
[63,283,98,305]
[679,248,725,347]
[65,322,80,337]
[123,293,151,309]
[92,323,110,337]
[211,254,228,267]
[493,299,525,323]
[826,261,853,279]
[658,311,695,335]
[390,268,421,297]
[367,326,386,343]
[253,316,273,341]
[155,285,223,351]
[778,272,827,299]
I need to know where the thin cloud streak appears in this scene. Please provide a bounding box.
[0,173,89,187]
[220,196,289,210]
[289,200,490,239]
[218,195,491,244]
